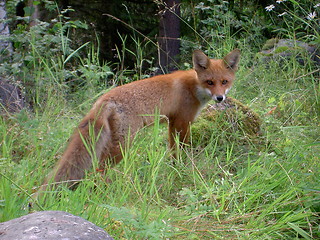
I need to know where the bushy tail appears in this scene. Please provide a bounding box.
[34,109,113,198]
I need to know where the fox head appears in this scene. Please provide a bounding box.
[193,49,240,104]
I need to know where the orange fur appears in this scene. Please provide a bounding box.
[38,49,240,193]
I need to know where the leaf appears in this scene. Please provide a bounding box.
[23,6,35,17]
[287,222,312,240]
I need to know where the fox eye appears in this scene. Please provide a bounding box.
[206,80,214,85]
[222,80,228,85]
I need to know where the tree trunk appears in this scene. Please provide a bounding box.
[27,0,40,27]
[157,0,181,73]
[0,0,13,62]
[0,0,25,113]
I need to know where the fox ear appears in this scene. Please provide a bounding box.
[193,50,210,70]
[223,49,240,70]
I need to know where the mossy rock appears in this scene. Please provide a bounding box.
[258,38,320,65]
[191,97,263,147]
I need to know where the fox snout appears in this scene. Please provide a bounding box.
[214,95,225,102]
[213,87,231,102]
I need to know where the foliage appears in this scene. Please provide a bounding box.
[264,0,320,43]
[179,0,319,64]
[1,3,114,110]
[180,0,270,59]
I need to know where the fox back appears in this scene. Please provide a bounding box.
[38,49,240,193]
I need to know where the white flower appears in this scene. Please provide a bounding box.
[314,3,320,8]
[276,0,287,3]
[265,4,275,11]
[307,11,317,20]
[278,12,287,17]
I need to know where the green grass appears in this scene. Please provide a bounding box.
[0,48,319,239]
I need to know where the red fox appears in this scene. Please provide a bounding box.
[38,49,240,192]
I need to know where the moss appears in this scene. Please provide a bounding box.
[191,97,263,147]
[261,38,279,50]
[274,46,290,54]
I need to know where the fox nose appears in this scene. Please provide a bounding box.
[216,95,224,102]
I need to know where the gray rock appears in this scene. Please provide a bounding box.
[0,77,25,113]
[259,38,320,65]
[0,211,114,240]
